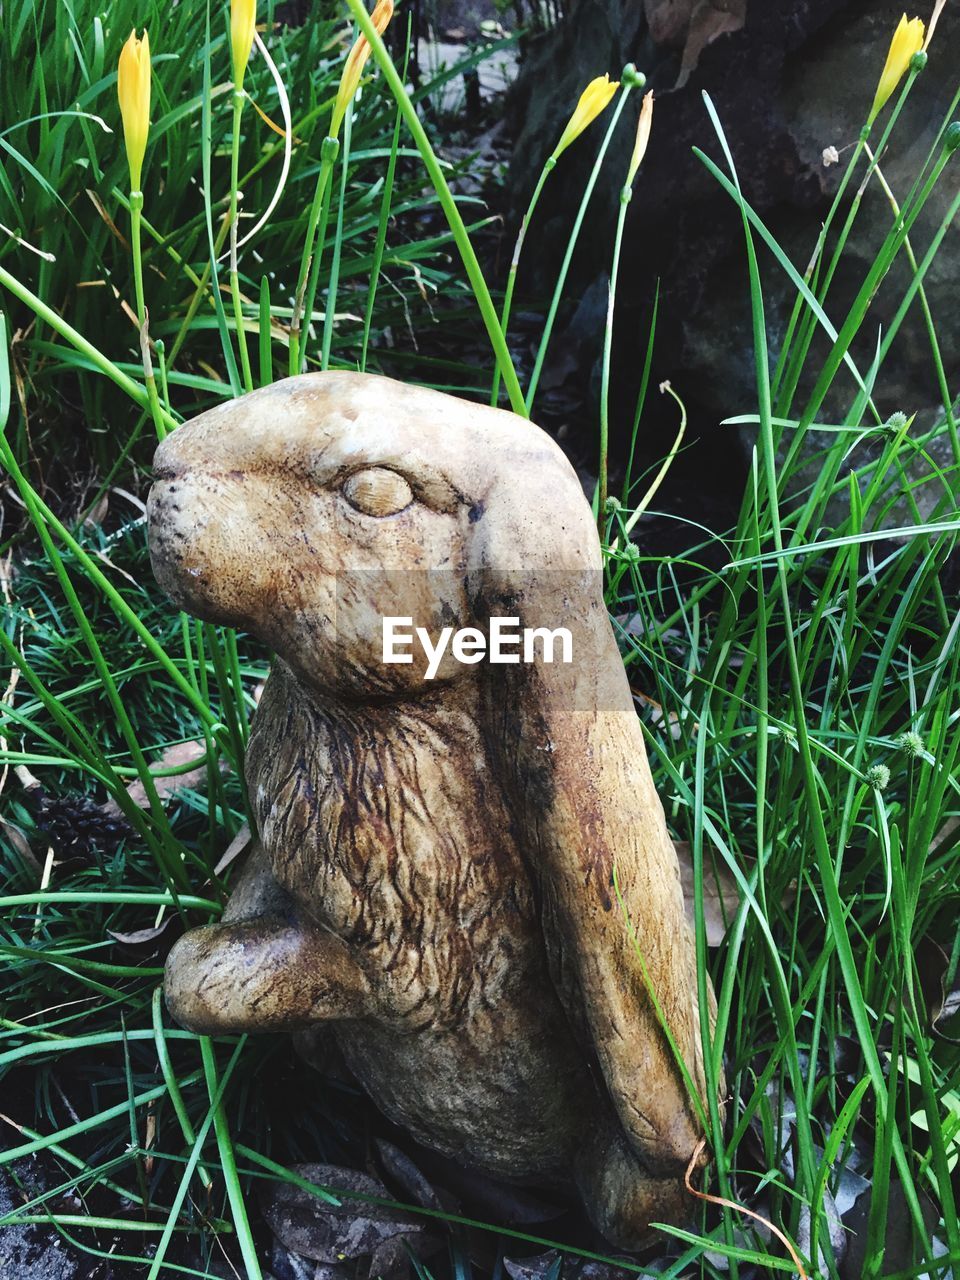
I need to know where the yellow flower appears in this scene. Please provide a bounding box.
[330,0,395,139]
[626,90,654,185]
[118,29,151,192]
[870,13,924,122]
[552,74,619,160]
[231,0,257,89]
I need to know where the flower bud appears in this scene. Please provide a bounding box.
[118,29,151,192]
[331,0,394,139]
[626,91,654,185]
[552,74,620,160]
[869,14,924,123]
[231,0,257,89]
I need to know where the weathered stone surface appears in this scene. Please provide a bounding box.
[0,1168,79,1280]
[147,371,720,1248]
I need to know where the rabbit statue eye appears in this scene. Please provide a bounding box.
[342,468,414,517]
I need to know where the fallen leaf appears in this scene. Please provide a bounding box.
[108,917,173,946]
[380,1144,563,1228]
[103,739,221,816]
[798,1184,845,1271]
[916,935,950,1029]
[842,1180,942,1279]
[644,0,696,45]
[214,821,253,876]
[503,1251,562,1280]
[675,840,740,945]
[940,986,960,1024]
[375,1140,446,1212]
[0,818,43,879]
[83,493,110,528]
[677,0,747,88]
[260,1163,440,1278]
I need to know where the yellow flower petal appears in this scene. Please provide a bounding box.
[870,13,924,122]
[231,0,257,89]
[626,90,654,185]
[331,0,394,139]
[553,74,620,160]
[118,29,151,192]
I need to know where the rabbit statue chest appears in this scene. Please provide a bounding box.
[246,660,542,1028]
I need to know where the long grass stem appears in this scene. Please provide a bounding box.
[229,91,255,394]
[290,143,338,375]
[342,0,526,415]
[598,184,630,520]
[490,157,554,408]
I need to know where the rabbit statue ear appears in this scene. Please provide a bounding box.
[467,466,712,1171]
[483,587,710,1169]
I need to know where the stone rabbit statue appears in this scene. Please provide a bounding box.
[147,372,717,1247]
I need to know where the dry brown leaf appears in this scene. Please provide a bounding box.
[374,1140,446,1213]
[677,1,747,87]
[685,1138,809,1279]
[260,1162,440,1277]
[104,739,214,816]
[83,493,110,527]
[0,818,43,879]
[85,188,127,245]
[644,0,746,85]
[108,917,173,946]
[644,0,696,45]
[213,821,253,876]
[503,1252,563,1280]
[674,840,741,946]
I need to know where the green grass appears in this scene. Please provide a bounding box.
[2,3,960,1278]
[0,0,501,474]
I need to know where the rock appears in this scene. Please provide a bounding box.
[0,1167,80,1280]
[506,0,960,520]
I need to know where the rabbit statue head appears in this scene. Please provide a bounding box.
[147,372,718,1249]
[149,372,604,697]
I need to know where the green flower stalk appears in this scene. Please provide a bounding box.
[491,72,620,408]
[117,28,150,328]
[117,28,166,439]
[290,0,393,374]
[598,88,653,522]
[290,136,339,376]
[773,15,928,423]
[525,70,639,417]
[333,0,524,412]
[228,0,257,393]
